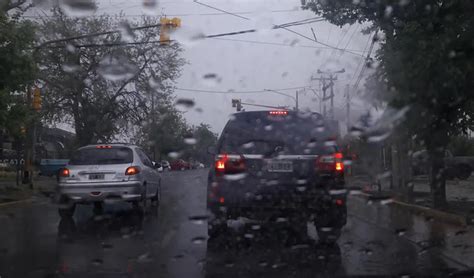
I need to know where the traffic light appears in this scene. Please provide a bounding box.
[232,99,242,111]
[160,17,181,45]
[20,125,26,135]
[32,87,41,112]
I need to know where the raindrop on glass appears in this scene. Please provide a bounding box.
[396,228,407,236]
[224,173,248,181]
[184,137,197,145]
[201,73,222,87]
[119,21,136,43]
[97,55,138,81]
[137,252,153,263]
[168,152,181,159]
[65,44,76,53]
[91,258,103,266]
[62,63,80,73]
[191,236,206,244]
[143,0,157,8]
[175,98,195,110]
[188,215,209,225]
[244,233,254,239]
[59,0,97,17]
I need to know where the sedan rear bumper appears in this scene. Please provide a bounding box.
[57,181,143,203]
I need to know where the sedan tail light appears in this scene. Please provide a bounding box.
[125,166,141,175]
[215,154,246,175]
[316,153,344,172]
[59,168,70,177]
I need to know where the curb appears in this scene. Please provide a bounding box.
[352,192,468,226]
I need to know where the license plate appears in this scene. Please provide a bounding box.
[267,160,293,172]
[89,174,104,180]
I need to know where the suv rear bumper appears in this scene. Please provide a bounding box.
[57,181,143,203]
[208,191,347,225]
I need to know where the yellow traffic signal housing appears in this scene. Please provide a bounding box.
[32,87,42,112]
[160,17,181,45]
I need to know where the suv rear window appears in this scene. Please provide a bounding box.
[69,147,133,165]
[219,112,338,155]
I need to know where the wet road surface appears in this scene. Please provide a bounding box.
[0,169,473,277]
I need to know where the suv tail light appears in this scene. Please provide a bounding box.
[125,166,141,175]
[215,154,246,175]
[59,168,70,177]
[316,153,344,172]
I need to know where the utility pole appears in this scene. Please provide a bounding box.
[295,91,299,111]
[345,84,351,131]
[311,68,344,119]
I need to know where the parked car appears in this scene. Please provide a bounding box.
[56,144,161,217]
[207,110,346,243]
[161,160,171,171]
[153,161,163,172]
[170,159,191,171]
[412,149,474,180]
[39,159,69,178]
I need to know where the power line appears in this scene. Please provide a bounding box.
[35,22,162,48]
[175,86,313,94]
[351,30,379,94]
[34,16,326,49]
[23,9,307,18]
[192,0,365,58]
[211,37,367,52]
[350,32,373,84]
[193,0,250,20]
[339,24,360,57]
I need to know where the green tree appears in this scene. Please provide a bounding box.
[303,0,474,207]
[36,8,185,146]
[0,12,36,140]
[184,123,218,166]
[136,100,189,161]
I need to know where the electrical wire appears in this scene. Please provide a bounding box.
[192,0,364,58]
[351,30,379,94]
[211,37,367,52]
[22,9,306,18]
[175,86,314,94]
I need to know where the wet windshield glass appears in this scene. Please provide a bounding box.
[1,0,473,277]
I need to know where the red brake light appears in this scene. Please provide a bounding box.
[96,145,112,149]
[269,110,288,115]
[125,166,140,175]
[59,168,70,177]
[215,154,245,175]
[216,160,225,170]
[316,153,344,172]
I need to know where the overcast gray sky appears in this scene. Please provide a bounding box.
[36,0,377,134]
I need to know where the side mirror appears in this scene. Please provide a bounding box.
[207,146,217,155]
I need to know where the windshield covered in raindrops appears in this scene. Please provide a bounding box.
[0,0,474,277]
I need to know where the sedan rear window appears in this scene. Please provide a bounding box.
[69,147,133,165]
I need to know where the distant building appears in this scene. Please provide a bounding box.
[0,126,75,167]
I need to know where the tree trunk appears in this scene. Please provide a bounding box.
[429,149,447,208]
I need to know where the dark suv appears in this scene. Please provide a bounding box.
[207,110,347,243]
